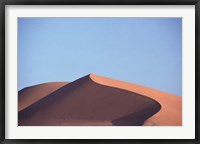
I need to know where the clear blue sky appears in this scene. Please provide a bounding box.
[18,18,182,96]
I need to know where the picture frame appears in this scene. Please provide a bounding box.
[0,0,199,143]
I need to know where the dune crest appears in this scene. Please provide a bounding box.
[89,73,182,126]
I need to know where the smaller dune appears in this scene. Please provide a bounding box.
[18,82,68,111]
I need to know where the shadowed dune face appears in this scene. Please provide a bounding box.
[90,74,182,126]
[18,75,161,126]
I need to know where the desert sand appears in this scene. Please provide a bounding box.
[18,74,161,126]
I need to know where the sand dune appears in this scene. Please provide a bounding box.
[18,74,161,126]
[90,74,182,126]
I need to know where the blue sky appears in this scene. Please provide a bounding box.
[18,18,182,96]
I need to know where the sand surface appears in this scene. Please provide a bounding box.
[18,74,161,126]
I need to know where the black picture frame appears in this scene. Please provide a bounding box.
[0,0,199,143]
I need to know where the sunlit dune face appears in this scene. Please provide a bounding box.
[90,73,182,126]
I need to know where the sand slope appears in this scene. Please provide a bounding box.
[18,82,68,111]
[18,74,161,126]
[90,74,182,126]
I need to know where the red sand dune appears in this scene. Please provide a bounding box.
[18,74,161,126]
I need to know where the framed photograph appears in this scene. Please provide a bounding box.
[0,0,199,143]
